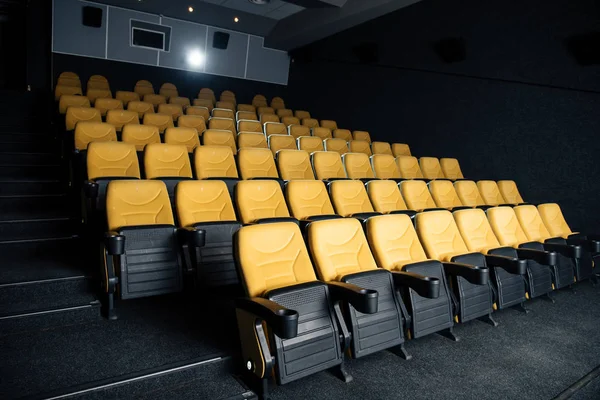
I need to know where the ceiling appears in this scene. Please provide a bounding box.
[199,0,304,20]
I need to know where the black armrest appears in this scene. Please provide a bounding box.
[327,281,378,314]
[391,271,440,299]
[306,214,343,221]
[585,234,600,241]
[104,232,125,255]
[443,261,489,285]
[498,203,515,207]
[180,227,206,248]
[84,180,99,198]
[450,206,473,211]
[516,248,557,266]
[389,210,417,218]
[235,297,299,340]
[422,208,448,212]
[567,238,600,253]
[543,243,582,259]
[255,217,299,226]
[485,254,527,275]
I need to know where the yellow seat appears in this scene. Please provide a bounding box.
[288,124,310,140]
[268,134,297,156]
[87,142,140,180]
[498,180,525,205]
[169,96,191,108]
[127,101,154,119]
[258,106,275,116]
[86,89,112,105]
[193,98,214,111]
[371,154,401,179]
[365,180,409,214]
[59,71,79,80]
[486,207,529,247]
[235,180,290,224]
[537,203,574,239]
[428,180,466,210]
[65,107,102,131]
[143,94,167,110]
[252,94,267,108]
[159,83,178,99]
[87,79,110,91]
[164,127,200,152]
[106,110,139,132]
[260,114,280,124]
[440,158,464,180]
[178,115,206,134]
[276,150,315,180]
[333,129,352,142]
[74,122,117,151]
[270,96,285,110]
[348,140,372,156]
[158,104,184,121]
[122,124,161,151]
[320,120,337,130]
[453,208,502,254]
[352,130,371,143]
[264,122,286,136]
[209,117,236,135]
[295,110,311,119]
[312,127,332,139]
[419,157,445,180]
[134,80,154,97]
[143,113,174,133]
[202,129,237,155]
[236,111,258,122]
[399,180,437,212]
[237,148,279,179]
[94,98,123,117]
[286,180,336,220]
[59,95,90,115]
[298,136,325,153]
[281,116,300,127]
[212,108,235,120]
[115,91,140,107]
[329,180,375,217]
[392,143,411,157]
[454,180,486,207]
[477,180,507,206]
[514,205,555,243]
[176,180,237,227]
[396,156,424,179]
[276,108,293,118]
[55,85,82,101]
[237,120,263,134]
[371,141,392,155]
[194,145,239,182]
[301,118,319,128]
[238,132,268,150]
[237,104,255,113]
[144,143,193,179]
[324,138,348,155]
[342,153,374,180]
[57,76,81,87]
[187,106,210,121]
[311,151,346,180]
[415,210,470,262]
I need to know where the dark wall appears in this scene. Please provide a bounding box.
[285,0,600,233]
[53,53,288,105]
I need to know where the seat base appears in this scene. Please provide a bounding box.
[520,242,570,293]
[449,253,495,323]
[487,247,528,309]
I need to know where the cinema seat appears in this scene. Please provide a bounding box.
[113,91,139,107]
[194,145,240,195]
[238,132,268,150]
[187,106,210,121]
[353,130,371,143]
[276,108,293,118]
[144,143,193,207]
[238,120,263,134]
[295,110,311,120]
[311,151,347,181]
[428,180,471,211]
[164,127,200,152]
[333,129,352,141]
[372,141,393,156]
[122,124,161,153]
[276,150,315,180]
[65,107,101,131]
[237,148,281,182]
[178,115,206,134]
[396,156,425,179]
[329,180,379,219]
[268,134,297,156]
[392,143,411,157]
[302,118,319,128]
[252,94,268,108]
[86,89,112,105]
[260,114,280,124]
[218,100,236,111]
[57,74,81,88]
[258,106,275,116]
[264,122,286,136]
[106,110,139,132]
[477,181,511,206]
[134,80,154,97]
[74,122,117,151]
[193,98,214,111]
[320,120,338,130]
[270,96,285,109]
[237,104,256,113]
[143,113,174,134]
[497,180,526,205]
[453,208,528,311]
[159,83,178,99]
[298,136,324,153]
[95,98,123,117]
[349,140,372,156]
[170,96,191,108]
[102,180,183,319]
[399,180,441,212]
[213,108,235,120]
[487,207,557,300]
[87,78,110,90]
[370,154,401,181]
[285,180,340,221]
[55,85,83,101]
[158,104,184,122]
[234,180,295,224]
[281,116,300,127]
[127,101,155,119]
[366,214,455,339]
[234,222,349,398]
[440,158,464,181]
[288,124,310,140]
[312,127,332,140]
[202,129,237,155]
[58,94,90,115]
[342,153,375,181]
[324,138,349,155]
[143,94,167,110]
[419,157,445,180]
[236,111,258,122]
[176,180,241,286]
[365,180,415,217]
[454,180,489,209]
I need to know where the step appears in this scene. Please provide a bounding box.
[0,164,62,179]
[0,179,68,195]
[0,152,60,165]
[0,217,78,242]
[0,194,72,220]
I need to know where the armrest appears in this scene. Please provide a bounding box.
[391,271,440,299]
[543,243,582,259]
[235,297,299,340]
[485,254,527,275]
[180,227,206,248]
[516,248,557,266]
[585,234,600,241]
[327,281,378,314]
[84,180,99,198]
[442,261,489,285]
[567,238,600,253]
[104,232,125,255]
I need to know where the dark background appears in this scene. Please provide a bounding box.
[46,0,600,233]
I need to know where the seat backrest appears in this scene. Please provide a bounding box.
[367,214,429,270]
[514,205,551,242]
[164,127,200,152]
[312,127,332,139]
[236,111,258,122]
[486,206,529,247]
[288,124,310,139]
[159,83,178,99]
[371,141,392,155]
[235,180,290,224]
[281,116,300,127]
[396,156,424,179]
[454,180,485,207]
[237,148,279,179]
[537,203,573,239]
[55,85,83,100]
[237,104,256,113]
[134,80,154,96]
[277,150,315,180]
[237,132,268,150]
[352,130,371,143]
[349,140,372,156]
[209,117,236,135]
[298,136,324,153]
[143,94,167,108]
[268,134,297,156]
[333,129,352,142]
[392,143,411,157]
[440,158,464,180]
[497,180,524,204]
[212,108,235,120]
[477,180,507,206]
[74,122,117,150]
[302,118,319,128]
[106,180,173,231]
[66,107,102,131]
[342,152,374,179]
[216,101,234,111]
[187,106,210,121]
[270,96,285,109]
[286,180,335,220]
[87,79,110,90]
[202,129,237,155]
[264,122,286,136]
[399,180,437,211]
[415,210,469,261]
[144,143,193,178]
[178,115,206,133]
[453,208,501,253]
[258,106,275,116]
[311,151,346,180]
[115,91,140,107]
[366,180,407,213]
[176,180,237,227]
[169,96,190,107]
[107,110,139,132]
[86,142,140,180]
[194,145,238,179]
[324,138,348,155]
[276,108,293,118]
[428,180,463,209]
[236,222,317,297]
[320,120,338,130]
[308,218,378,281]
[237,120,263,134]
[370,154,400,179]
[329,180,374,217]
[122,124,161,151]
[194,98,214,111]
[253,95,268,108]
[260,113,279,124]
[59,95,90,114]
[127,101,155,118]
[143,113,173,133]
[295,110,311,119]
[419,157,445,180]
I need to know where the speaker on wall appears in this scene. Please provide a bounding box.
[566,32,600,65]
[82,6,103,28]
[213,32,230,50]
[433,37,466,63]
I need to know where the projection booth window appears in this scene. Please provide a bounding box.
[130,20,171,52]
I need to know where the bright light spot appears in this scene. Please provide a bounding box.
[188,6,194,12]
[187,50,204,68]
[234,17,239,23]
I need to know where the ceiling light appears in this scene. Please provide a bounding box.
[187,50,205,68]
[188,6,194,12]
[234,17,239,23]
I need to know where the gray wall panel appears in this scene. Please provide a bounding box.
[159,17,207,72]
[52,0,106,58]
[246,36,289,84]
[205,28,247,79]
[106,8,159,66]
